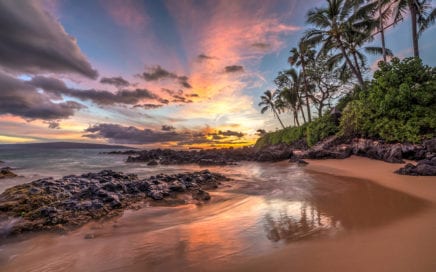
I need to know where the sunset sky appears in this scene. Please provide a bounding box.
[1,0,435,147]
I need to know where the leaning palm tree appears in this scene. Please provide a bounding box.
[259,90,286,129]
[288,38,316,122]
[393,0,436,58]
[305,0,378,87]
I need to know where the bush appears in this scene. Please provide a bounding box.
[339,57,436,143]
[255,115,338,148]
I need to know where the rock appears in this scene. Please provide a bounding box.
[84,233,95,239]
[0,168,17,179]
[423,138,436,153]
[395,158,436,176]
[297,159,308,165]
[147,160,158,166]
[192,189,211,201]
[0,169,230,236]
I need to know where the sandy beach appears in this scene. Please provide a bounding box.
[225,156,436,272]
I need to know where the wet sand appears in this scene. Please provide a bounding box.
[0,158,435,271]
[227,156,436,272]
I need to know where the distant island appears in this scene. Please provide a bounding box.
[0,142,134,149]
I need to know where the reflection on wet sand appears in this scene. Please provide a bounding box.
[0,162,429,271]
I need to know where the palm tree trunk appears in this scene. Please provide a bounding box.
[337,38,365,86]
[300,60,312,123]
[294,111,300,127]
[299,105,306,124]
[273,108,286,129]
[352,52,363,80]
[378,0,387,62]
[409,1,419,58]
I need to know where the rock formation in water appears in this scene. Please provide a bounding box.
[0,170,229,236]
[0,167,17,179]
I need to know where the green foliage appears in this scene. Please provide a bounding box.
[339,58,436,143]
[255,115,338,148]
[306,115,339,146]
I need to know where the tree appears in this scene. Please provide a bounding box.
[306,54,345,117]
[288,38,315,122]
[305,0,378,87]
[393,0,436,58]
[259,90,286,129]
[274,69,306,126]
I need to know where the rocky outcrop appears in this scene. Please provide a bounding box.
[0,167,17,179]
[122,144,293,166]
[291,137,431,164]
[0,170,229,236]
[395,156,436,176]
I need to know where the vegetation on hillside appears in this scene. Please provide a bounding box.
[257,0,436,148]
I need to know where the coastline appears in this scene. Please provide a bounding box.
[223,156,436,272]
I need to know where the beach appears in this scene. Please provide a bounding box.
[226,156,436,272]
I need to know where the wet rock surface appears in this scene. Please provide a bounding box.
[0,169,230,236]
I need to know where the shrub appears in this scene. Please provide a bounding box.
[339,57,436,143]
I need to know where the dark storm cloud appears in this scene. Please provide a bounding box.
[0,72,84,120]
[100,76,130,88]
[161,125,175,131]
[251,42,270,49]
[137,65,192,88]
[83,123,187,144]
[224,65,244,73]
[29,76,158,106]
[0,1,98,79]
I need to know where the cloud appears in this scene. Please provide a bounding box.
[29,76,158,105]
[100,76,130,88]
[0,1,98,79]
[197,54,215,62]
[82,123,249,146]
[83,123,186,144]
[161,125,175,131]
[137,65,192,88]
[172,95,193,104]
[217,130,244,138]
[44,120,61,129]
[133,103,163,110]
[224,65,244,73]
[0,72,84,121]
[251,42,270,49]
[186,93,199,97]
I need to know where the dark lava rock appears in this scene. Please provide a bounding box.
[0,168,17,179]
[192,189,211,201]
[147,160,158,166]
[0,169,230,236]
[122,144,294,165]
[396,156,436,176]
[297,159,309,165]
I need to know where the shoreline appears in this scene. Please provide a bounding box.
[223,156,436,272]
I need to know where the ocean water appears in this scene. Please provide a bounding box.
[0,147,428,271]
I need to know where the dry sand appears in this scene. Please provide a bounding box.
[225,156,436,272]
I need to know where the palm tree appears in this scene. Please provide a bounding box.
[305,0,378,87]
[259,90,286,129]
[393,0,436,58]
[274,69,307,125]
[288,38,315,122]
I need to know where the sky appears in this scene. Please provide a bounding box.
[0,0,435,148]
